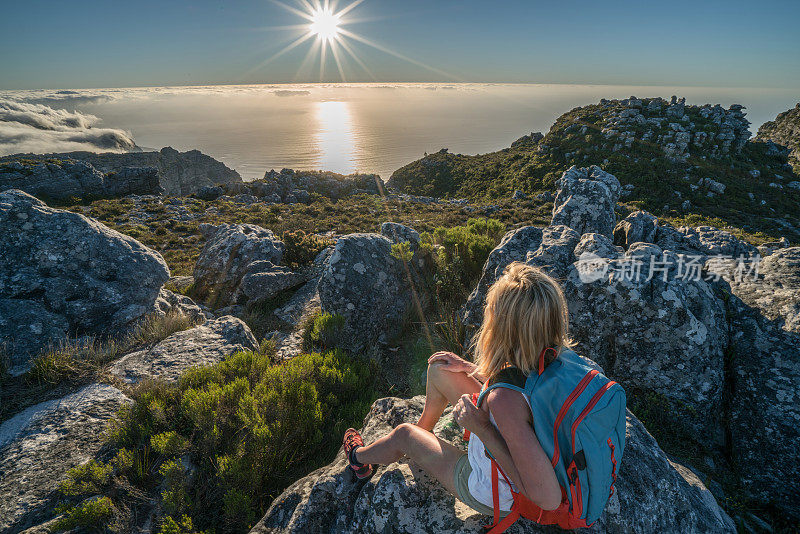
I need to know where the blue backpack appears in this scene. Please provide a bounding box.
[474,347,627,532]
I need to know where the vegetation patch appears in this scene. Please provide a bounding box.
[0,312,196,423]
[52,345,376,533]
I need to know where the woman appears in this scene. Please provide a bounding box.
[342,262,571,516]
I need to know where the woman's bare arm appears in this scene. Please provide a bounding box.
[475,389,562,510]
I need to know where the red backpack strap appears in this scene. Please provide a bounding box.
[538,347,558,375]
[484,459,522,534]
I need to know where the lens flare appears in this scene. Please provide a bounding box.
[310,8,341,41]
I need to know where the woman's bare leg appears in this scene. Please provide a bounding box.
[416,361,481,431]
[354,423,464,494]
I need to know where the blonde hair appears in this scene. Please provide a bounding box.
[472,262,572,381]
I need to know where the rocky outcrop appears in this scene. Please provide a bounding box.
[192,223,287,308]
[712,247,800,334]
[0,190,170,373]
[251,395,734,534]
[551,166,621,237]
[0,384,130,532]
[464,222,727,440]
[0,147,242,196]
[318,233,410,352]
[725,290,800,518]
[0,159,162,201]
[224,168,381,203]
[756,103,800,172]
[601,96,751,160]
[110,316,257,383]
[152,288,207,323]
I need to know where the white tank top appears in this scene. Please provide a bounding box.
[466,392,532,511]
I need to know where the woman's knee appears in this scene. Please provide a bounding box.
[427,360,449,384]
[392,422,417,443]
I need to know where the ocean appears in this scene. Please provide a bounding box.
[1,83,797,181]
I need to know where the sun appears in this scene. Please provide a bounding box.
[259,0,455,82]
[309,7,340,41]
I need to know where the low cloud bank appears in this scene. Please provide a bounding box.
[0,99,136,156]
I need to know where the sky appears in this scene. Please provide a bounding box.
[1,0,799,90]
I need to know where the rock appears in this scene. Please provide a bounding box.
[698,177,726,195]
[710,247,800,334]
[678,226,758,258]
[109,316,258,383]
[0,384,131,532]
[756,103,800,172]
[259,168,381,201]
[551,166,621,237]
[0,190,170,373]
[318,234,410,352]
[152,288,207,323]
[239,262,307,305]
[613,211,658,249]
[525,225,581,278]
[195,185,223,201]
[0,159,163,201]
[512,190,527,200]
[192,224,285,308]
[0,147,242,196]
[574,232,620,260]
[534,191,554,202]
[380,222,421,248]
[749,169,761,178]
[464,224,727,440]
[725,290,800,518]
[251,395,734,534]
[564,242,728,440]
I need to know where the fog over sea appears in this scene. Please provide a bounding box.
[1,83,797,181]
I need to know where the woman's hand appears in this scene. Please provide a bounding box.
[453,394,491,435]
[427,351,476,375]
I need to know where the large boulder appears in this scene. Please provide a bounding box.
[110,316,258,383]
[0,159,163,201]
[0,384,131,532]
[463,225,727,441]
[251,395,734,534]
[565,243,728,441]
[318,233,410,352]
[0,190,170,373]
[192,224,286,308]
[725,293,800,519]
[551,166,621,237]
[716,247,800,334]
[613,211,658,248]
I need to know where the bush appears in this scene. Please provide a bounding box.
[100,348,375,532]
[282,230,333,270]
[52,496,114,532]
[303,312,346,352]
[420,218,505,304]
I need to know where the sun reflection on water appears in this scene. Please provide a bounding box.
[314,100,356,174]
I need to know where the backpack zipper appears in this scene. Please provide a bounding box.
[550,370,599,468]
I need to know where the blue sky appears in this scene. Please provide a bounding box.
[1,0,798,89]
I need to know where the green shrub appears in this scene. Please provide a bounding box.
[58,460,114,497]
[303,312,346,351]
[103,348,375,532]
[159,515,204,534]
[52,496,114,532]
[390,241,414,263]
[420,218,504,304]
[282,230,333,270]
